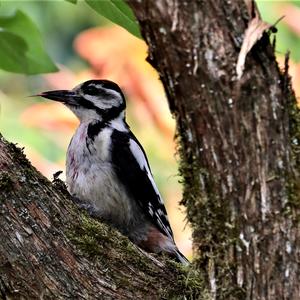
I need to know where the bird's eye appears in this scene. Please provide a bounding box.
[84,85,99,95]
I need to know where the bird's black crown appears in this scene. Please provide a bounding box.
[81,80,125,98]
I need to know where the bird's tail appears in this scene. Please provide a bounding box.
[174,248,189,265]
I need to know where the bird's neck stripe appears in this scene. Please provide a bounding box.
[87,121,106,141]
[100,104,125,123]
[87,112,127,140]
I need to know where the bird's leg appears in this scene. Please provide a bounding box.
[71,196,98,218]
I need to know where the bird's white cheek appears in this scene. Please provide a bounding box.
[66,105,100,122]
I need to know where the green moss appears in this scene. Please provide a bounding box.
[281,59,300,213]
[67,212,204,298]
[289,99,300,168]
[67,213,117,258]
[175,121,244,299]
[67,212,158,275]
[0,172,14,193]
[165,261,208,299]
[288,98,300,189]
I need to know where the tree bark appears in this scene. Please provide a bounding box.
[128,0,300,299]
[0,136,199,299]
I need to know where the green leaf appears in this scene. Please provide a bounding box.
[0,31,28,73]
[0,10,58,74]
[65,0,77,4]
[85,0,141,38]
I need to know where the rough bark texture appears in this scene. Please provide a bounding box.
[128,1,300,299]
[0,135,200,299]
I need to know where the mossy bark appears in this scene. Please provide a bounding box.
[0,135,200,299]
[128,0,300,299]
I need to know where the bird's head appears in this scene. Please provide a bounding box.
[36,79,126,122]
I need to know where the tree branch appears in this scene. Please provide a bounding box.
[0,134,199,299]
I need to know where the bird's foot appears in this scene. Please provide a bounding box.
[71,196,98,217]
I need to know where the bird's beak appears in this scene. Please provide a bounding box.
[31,90,79,105]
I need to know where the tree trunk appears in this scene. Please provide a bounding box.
[0,136,200,299]
[128,0,300,299]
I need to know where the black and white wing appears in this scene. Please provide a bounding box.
[110,129,174,240]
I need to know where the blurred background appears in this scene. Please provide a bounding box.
[0,0,300,260]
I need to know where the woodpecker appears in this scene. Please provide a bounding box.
[37,79,189,264]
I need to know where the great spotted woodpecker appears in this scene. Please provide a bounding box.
[37,79,189,264]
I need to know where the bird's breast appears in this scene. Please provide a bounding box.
[65,124,134,227]
[66,124,112,187]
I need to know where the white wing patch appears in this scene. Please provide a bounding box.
[129,139,173,240]
[148,202,154,216]
[129,139,163,203]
